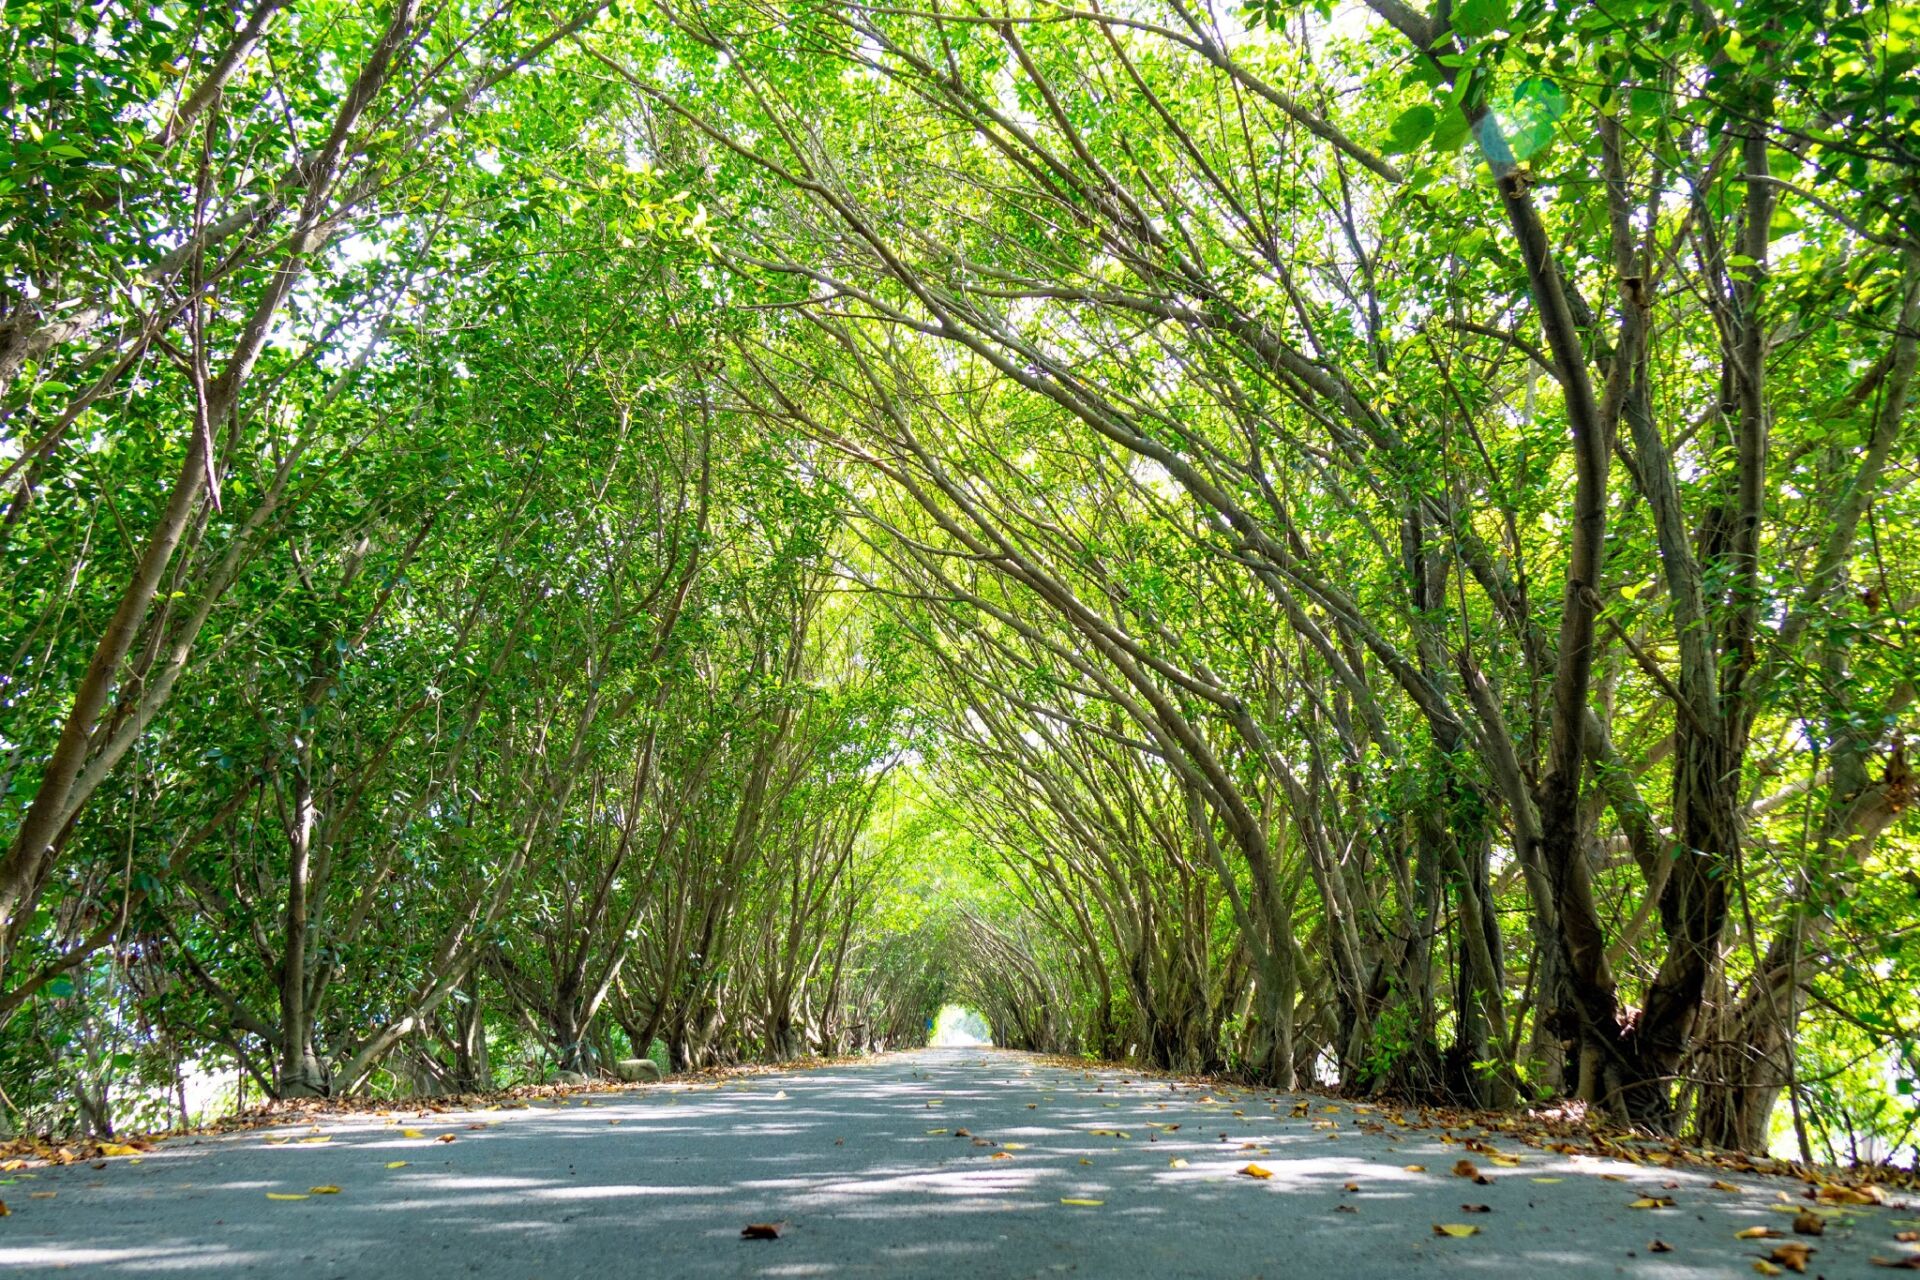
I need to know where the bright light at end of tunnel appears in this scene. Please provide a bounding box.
[929,1005,992,1047]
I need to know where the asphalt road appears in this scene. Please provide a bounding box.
[0,1048,1911,1277]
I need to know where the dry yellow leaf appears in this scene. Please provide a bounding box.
[309,1185,341,1194]
[297,1136,330,1145]
[1489,1155,1521,1167]
[926,1129,948,1135]
[401,1129,426,1139]
[266,1192,309,1201]
[1530,1177,1563,1184]
[1060,1198,1104,1207]
[1404,1164,1427,1172]
[1754,1263,1783,1277]
[1713,1180,1744,1192]
[1738,1226,1782,1239]
[1168,1158,1189,1168]
[1433,1223,1480,1238]
[1238,1163,1273,1179]
[98,1143,139,1157]
[385,1161,409,1169]
[1630,1197,1675,1209]
[1764,1242,1814,1273]
[990,1152,1013,1161]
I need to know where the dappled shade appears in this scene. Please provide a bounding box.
[7,1052,1902,1278]
[1,0,1917,1189]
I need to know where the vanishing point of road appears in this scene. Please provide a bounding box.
[0,1049,1907,1277]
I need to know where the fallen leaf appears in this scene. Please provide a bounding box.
[434,1134,456,1144]
[1737,1226,1783,1239]
[1630,1196,1675,1209]
[1869,1256,1920,1269]
[1342,1181,1360,1192]
[926,1129,947,1135]
[1649,1240,1672,1253]
[266,1192,309,1201]
[1754,1262,1783,1276]
[385,1161,409,1169]
[1002,1143,1028,1151]
[401,1129,426,1139]
[953,1128,972,1138]
[1791,1210,1825,1236]
[1169,1158,1189,1168]
[1530,1177,1564,1184]
[1060,1198,1104,1207]
[1764,1243,1814,1273]
[1078,1158,1093,1166]
[0,1201,8,1217]
[1404,1164,1427,1173]
[309,1185,341,1195]
[990,1152,1013,1161]
[296,1136,330,1145]
[1433,1223,1479,1238]
[740,1222,784,1240]
[1489,1155,1522,1167]
[1238,1163,1273,1179]
[1713,1180,1744,1193]
[1452,1159,1479,1179]
[98,1143,139,1157]
[1461,1203,1492,1213]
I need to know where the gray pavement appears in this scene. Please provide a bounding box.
[0,1048,1912,1277]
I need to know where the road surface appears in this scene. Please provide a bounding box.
[0,1049,1909,1277]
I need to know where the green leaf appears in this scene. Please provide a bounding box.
[1430,106,1472,151]
[1385,105,1437,154]
[1452,0,1510,39]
